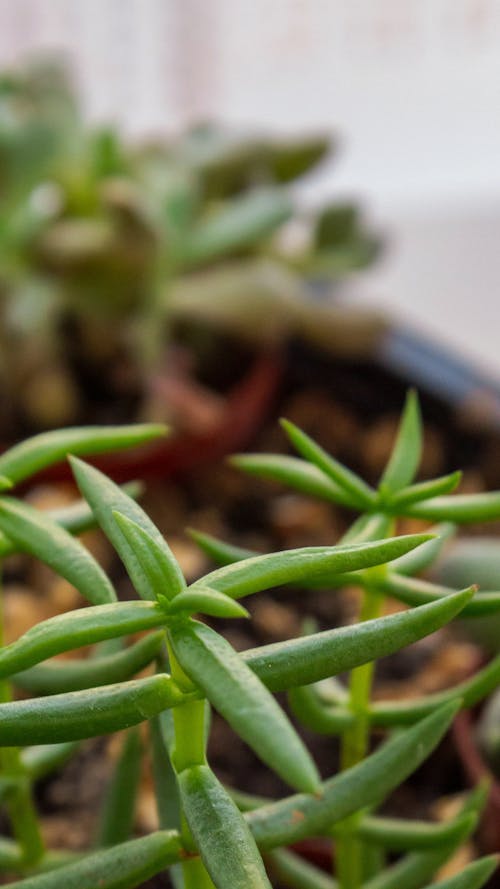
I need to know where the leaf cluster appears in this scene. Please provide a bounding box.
[0,397,496,888]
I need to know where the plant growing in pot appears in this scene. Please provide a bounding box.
[0,404,496,887]
[0,58,380,481]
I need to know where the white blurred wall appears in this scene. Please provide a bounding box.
[0,0,499,374]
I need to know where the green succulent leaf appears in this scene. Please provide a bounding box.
[0,424,166,485]
[420,856,498,889]
[372,572,500,617]
[266,846,336,888]
[340,513,393,545]
[280,418,376,508]
[379,390,422,494]
[357,812,477,851]
[168,587,249,619]
[388,522,456,576]
[111,510,186,602]
[387,472,462,509]
[178,765,272,889]
[0,831,185,889]
[0,601,166,679]
[230,454,357,507]
[0,496,116,605]
[187,529,254,566]
[246,701,460,848]
[13,631,165,695]
[70,458,184,601]
[182,188,292,266]
[21,742,80,781]
[243,587,473,692]
[97,727,142,848]
[170,620,320,793]
[0,675,187,746]
[194,534,433,600]
[362,813,477,889]
[404,491,500,523]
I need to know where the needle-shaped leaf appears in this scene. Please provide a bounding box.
[246,701,460,848]
[0,674,187,746]
[0,424,166,485]
[194,534,433,600]
[21,742,80,780]
[379,390,422,494]
[372,572,500,617]
[362,814,477,889]
[404,491,500,523]
[168,587,249,619]
[0,481,143,560]
[388,522,456,576]
[182,188,292,266]
[420,856,498,889]
[231,452,358,507]
[187,529,254,566]
[70,458,184,601]
[0,497,116,605]
[340,512,392,545]
[13,631,165,695]
[242,587,473,691]
[97,727,142,847]
[178,764,272,889]
[0,831,185,889]
[280,418,376,507]
[388,471,462,509]
[357,812,477,851]
[170,620,320,793]
[266,847,336,889]
[112,510,186,603]
[0,601,166,679]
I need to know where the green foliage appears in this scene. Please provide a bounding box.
[0,405,496,888]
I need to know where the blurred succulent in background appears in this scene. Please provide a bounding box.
[0,59,381,433]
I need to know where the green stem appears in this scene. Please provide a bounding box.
[335,575,385,889]
[0,564,44,866]
[167,639,215,889]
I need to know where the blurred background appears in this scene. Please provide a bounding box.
[0,0,499,376]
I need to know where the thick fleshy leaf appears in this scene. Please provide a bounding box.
[0,424,166,485]
[70,458,184,601]
[194,534,433,600]
[405,491,500,523]
[112,510,186,602]
[358,812,477,851]
[373,572,500,617]
[187,529,254,566]
[243,587,473,692]
[0,831,184,889]
[170,620,320,793]
[13,631,165,695]
[266,847,335,888]
[388,472,462,509]
[307,652,500,729]
[179,765,271,889]
[388,523,456,576]
[168,587,249,619]
[97,728,142,847]
[21,742,80,780]
[379,390,422,494]
[362,815,476,889]
[230,454,356,507]
[0,497,115,605]
[0,675,187,746]
[246,701,460,848]
[340,513,392,545]
[420,856,498,889]
[280,418,376,507]
[0,482,143,560]
[0,601,166,679]
[182,188,292,266]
